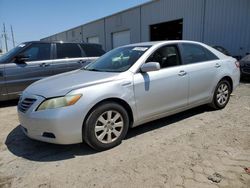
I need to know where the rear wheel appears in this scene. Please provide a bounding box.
[210,79,231,109]
[83,102,129,151]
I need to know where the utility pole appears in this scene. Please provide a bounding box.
[3,23,8,52]
[10,25,15,48]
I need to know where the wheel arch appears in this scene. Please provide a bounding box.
[82,97,134,130]
[220,76,233,91]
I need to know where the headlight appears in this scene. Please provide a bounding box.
[37,94,82,111]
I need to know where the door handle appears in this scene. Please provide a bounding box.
[215,63,221,68]
[40,63,50,67]
[178,70,187,76]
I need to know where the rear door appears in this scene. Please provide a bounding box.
[179,43,220,105]
[4,43,53,98]
[51,43,86,75]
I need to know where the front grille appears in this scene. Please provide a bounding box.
[18,98,37,113]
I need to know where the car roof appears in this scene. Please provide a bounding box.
[23,41,99,45]
[123,40,206,47]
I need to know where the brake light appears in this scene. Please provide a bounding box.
[235,61,240,68]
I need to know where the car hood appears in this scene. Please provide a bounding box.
[25,70,120,98]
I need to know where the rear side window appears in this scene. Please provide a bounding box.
[56,43,82,59]
[80,44,105,57]
[181,43,218,64]
[22,43,51,61]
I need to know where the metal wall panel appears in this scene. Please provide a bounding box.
[56,32,67,42]
[82,19,105,49]
[203,0,250,56]
[66,26,82,42]
[140,0,205,42]
[41,0,249,56]
[105,7,141,50]
[40,37,51,42]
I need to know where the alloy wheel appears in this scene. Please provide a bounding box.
[216,83,229,106]
[94,110,124,144]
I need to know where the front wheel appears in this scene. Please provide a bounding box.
[210,79,231,109]
[83,102,129,151]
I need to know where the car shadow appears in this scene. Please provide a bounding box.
[126,105,211,139]
[0,99,18,108]
[5,105,211,162]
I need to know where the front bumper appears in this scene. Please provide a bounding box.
[17,93,86,145]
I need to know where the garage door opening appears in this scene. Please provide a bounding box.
[87,36,99,44]
[150,19,183,41]
[112,30,130,49]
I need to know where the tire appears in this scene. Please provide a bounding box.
[210,79,231,110]
[83,102,129,151]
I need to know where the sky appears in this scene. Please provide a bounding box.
[0,0,150,51]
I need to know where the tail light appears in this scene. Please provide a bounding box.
[235,61,240,68]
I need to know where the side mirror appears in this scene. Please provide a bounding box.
[140,62,160,73]
[15,54,30,62]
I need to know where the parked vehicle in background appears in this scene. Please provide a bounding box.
[17,40,240,151]
[212,46,231,56]
[0,41,105,101]
[240,54,250,78]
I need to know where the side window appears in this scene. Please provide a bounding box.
[146,45,181,69]
[80,44,105,57]
[56,43,82,59]
[181,43,218,64]
[22,43,51,61]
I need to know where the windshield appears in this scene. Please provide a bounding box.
[0,43,27,63]
[84,46,151,72]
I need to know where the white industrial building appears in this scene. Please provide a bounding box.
[41,0,250,57]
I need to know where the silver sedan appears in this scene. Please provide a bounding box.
[17,41,240,151]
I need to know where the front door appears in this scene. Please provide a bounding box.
[5,43,53,98]
[0,64,7,101]
[133,45,189,122]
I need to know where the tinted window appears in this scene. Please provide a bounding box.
[22,43,51,61]
[56,43,82,59]
[0,43,26,63]
[182,43,218,64]
[146,45,181,68]
[80,44,105,57]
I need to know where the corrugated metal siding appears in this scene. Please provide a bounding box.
[141,0,205,42]
[41,0,249,55]
[82,19,105,49]
[56,32,67,41]
[40,37,51,42]
[105,7,141,50]
[66,26,82,42]
[203,0,250,56]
